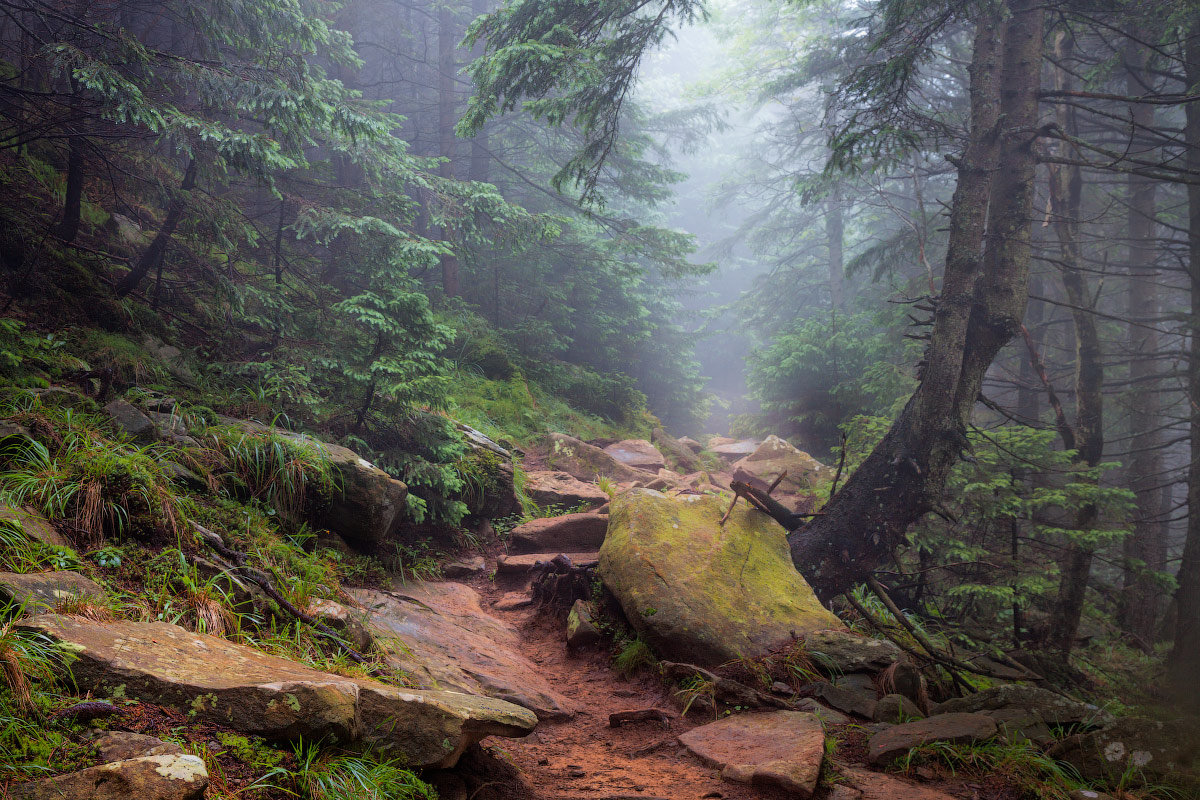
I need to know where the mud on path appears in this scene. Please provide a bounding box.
[466,576,796,800]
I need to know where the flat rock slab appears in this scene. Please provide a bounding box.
[9,753,208,800]
[546,433,649,482]
[524,471,609,510]
[709,439,758,460]
[599,490,843,666]
[348,582,574,721]
[0,571,105,612]
[509,513,609,554]
[840,767,961,800]
[868,712,997,765]
[0,505,68,548]
[604,439,666,471]
[496,552,599,576]
[90,732,182,763]
[21,614,536,768]
[805,629,901,673]
[678,710,825,797]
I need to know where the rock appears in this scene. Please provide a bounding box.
[678,711,825,797]
[443,556,487,579]
[827,786,862,800]
[813,682,877,719]
[771,681,791,696]
[304,597,374,653]
[651,428,700,472]
[983,708,1054,745]
[566,599,603,647]
[460,452,520,518]
[0,571,106,613]
[524,471,609,511]
[546,433,649,482]
[1047,716,1198,784]
[730,435,831,495]
[0,504,68,548]
[604,439,666,471]
[285,434,408,547]
[1069,791,1117,800]
[804,630,901,673]
[793,698,852,726]
[496,552,599,577]
[599,490,843,667]
[90,732,182,762]
[103,399,156,442]
[931,685,1106,726]
[347,583,573,721]
[873,694,924,724]
[867,713,997,765]
[884,660,925,704]
[840,768,961,800]
[509,513,609,554]
[709,439,758,460]
[158,460,206,491]
[21,614,536,767]
[9,753,208,800]
[27,387,95,411]
[677,436,704,453]
[492,592,533,611]
[456,423,511,459]
[142,335,196,383]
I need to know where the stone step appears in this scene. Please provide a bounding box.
[495,552,600,576]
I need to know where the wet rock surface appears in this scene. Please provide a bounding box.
[678,710,826,797]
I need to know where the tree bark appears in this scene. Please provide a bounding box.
[1168,18,1200,710]
[791,0,1045,601]
[827,186,844,311]
[115,158,197,298]
[55,134,84,243]
[1120,30,1164,648]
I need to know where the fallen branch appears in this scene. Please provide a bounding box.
[191,522,369,664]
[609,708,672,727]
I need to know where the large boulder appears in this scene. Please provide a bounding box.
[598,490,843,666]
[21,615,536,768]
[603,439,666,471]
[709,439,758,461]
[0,571,106,613]
[678,710,825,797]
[524,471,609,511]
[9,754,208,800]
[868,713,997,765]
[546,433,648,482]
[1047,717,1198,784]
[730,435,831,497]
[346,582,574,721]
[508,513,609,554]
[286,435,408,547]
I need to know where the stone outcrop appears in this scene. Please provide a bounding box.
[931,684,1105,726]
[708,439,758,460]
[804,630,902,673]
[347,582,574,721]
[603,439,666,471]
[0,571,106,612]
[523,471,610,510]
[651,428,700,473]
[0,505,68,548]
[839,768,960,800]
[598,490,843,666]
[868,713,998,765]
[545,433,648,482]
[9,754,208,800]
[566,599,602,647]
[1047,716,1198,784]
[508,513,609,554]
[21,614,536,768]
[678,711,826,797]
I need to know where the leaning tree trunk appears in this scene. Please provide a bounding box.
[115,158,197,298]
[791,0,1045,601]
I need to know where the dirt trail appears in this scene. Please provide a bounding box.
[447,569,791,800]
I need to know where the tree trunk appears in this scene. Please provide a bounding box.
[1120,31,1164,648]
[827,186,844,311]
[1168,19,1200,710]
[55,134,84,243]
[438,4,460,298]
[1047,31,1104,655]
[115,158,197,298]
[468,0,490,183]
[793,0,1045,601]
[792,0,1046,599]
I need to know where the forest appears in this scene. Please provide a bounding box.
[0,0,1196,798]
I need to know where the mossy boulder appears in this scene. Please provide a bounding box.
[9,753,208,800]
[546,433,648,483]
[0,571,105,613]
[730,435,831,496]
[598,489,843,666]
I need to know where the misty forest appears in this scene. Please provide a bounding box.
[0,0,1198,798]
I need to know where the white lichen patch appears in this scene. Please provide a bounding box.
[150,753,208,782]
[1103,741,1126,762]
[1131,750,1154,767]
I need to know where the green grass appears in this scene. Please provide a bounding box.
[257,740,437,800]
[613,636,656,677]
